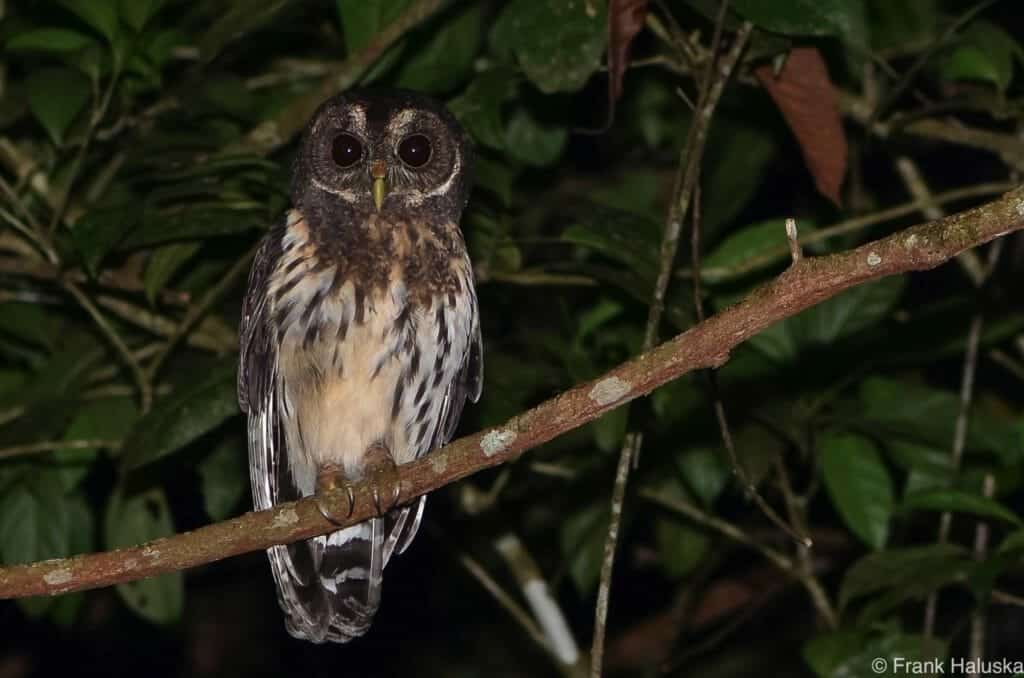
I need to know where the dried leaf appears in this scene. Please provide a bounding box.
[755,47,847,206]
[607,0,649,105]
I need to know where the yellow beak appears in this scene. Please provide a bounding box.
[371,160,387,212]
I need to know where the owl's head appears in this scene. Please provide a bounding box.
[292,89,472,219]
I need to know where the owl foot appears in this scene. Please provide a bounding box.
[364,443,401,517]
[315,464,356,526]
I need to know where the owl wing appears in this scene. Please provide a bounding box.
[383,288,483,561]
[241,224,375,644]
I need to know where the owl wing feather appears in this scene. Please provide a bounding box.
[385,290,483,559]
[241,225,384,643]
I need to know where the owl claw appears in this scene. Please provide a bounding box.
[315,466,356,526]
[365,443,401,517]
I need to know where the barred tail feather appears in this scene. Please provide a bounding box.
[264,518,386,644]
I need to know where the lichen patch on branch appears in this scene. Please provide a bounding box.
[480,428,518,457]
[588,376,632,406]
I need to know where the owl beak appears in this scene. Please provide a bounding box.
[371,160,387,212]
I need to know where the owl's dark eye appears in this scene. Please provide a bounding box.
[331,133,363,168]
[397,134,431,168]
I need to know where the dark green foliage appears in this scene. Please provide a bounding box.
[1,0,1023,676]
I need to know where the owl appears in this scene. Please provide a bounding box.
[237,89,482,643]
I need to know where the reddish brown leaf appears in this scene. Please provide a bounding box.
[756,47,848,206]
[607,0,649,105]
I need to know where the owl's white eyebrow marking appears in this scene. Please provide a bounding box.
[390,109,417,134]
[421,147,462,199]
[346,105,368,137]
[312,176,359,201]
[400,147,461,206]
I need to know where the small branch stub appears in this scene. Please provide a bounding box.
[786,218,803,263]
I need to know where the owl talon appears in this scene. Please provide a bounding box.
[315,466,356,526]
[365,444,401,517]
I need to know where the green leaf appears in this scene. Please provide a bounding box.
[0,472,70,567]
[119,0,163,31]
[337,0,411,54]
[120,360,240,471]
[803,629,865,678]
[6,28,97,53]
[492,0,608,94]
[449,68,520,150]
[25,67,92,145]
[676,448,729,507]
[70,204,141,275]
[821,433,893,549]
[56,397,138,489]
[801,276,905,345]
[884,440,954,478]
[804,626,947,678]
[838,543,969,608]
[198,0,290,62]
[903,489,1021,525]
[393,4,482,92]
[120,206,265,250]
[749,277,904,362]
[106,486,183,624]
[998,529,1024,554]
[654,518,708,579]
[44,492,96,626]
[198,437,247,521]
[702,118,778,234]
[592,407,627,453]
[860,377,1024,465]
[560,503,609,594]
[0,302,61,350]
[144,242,201,305]
[703,219,818,281]
[504,106,568,167]
[867,0,937,51]
[731,0,867,46]
[59,0,120,43]
[940,20,1024,92]
[561,203,662,282]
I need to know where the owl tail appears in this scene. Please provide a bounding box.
[266,518,383,643]
[266,498,426,643]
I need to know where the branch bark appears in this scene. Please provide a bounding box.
[2,185,1023,599]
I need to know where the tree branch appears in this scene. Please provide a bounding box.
[2,186,1023,599]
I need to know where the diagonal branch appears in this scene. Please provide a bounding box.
[1,186,1022,599]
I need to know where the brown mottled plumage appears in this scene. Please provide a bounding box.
[238,90,482,643]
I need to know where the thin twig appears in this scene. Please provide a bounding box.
[639,487,834,626]
[237,0,448,155]
[679,181,1014,281]
[589,9,752,675]
[865,0,1002,133]
[923,313,984,636]
[495,534,586,676]
[48,68,121,234]
[63,281,153,412]
[457,551,553,656]
[692,153,809,548]
[773,456,837,628]
[895,155,986,285]
[967,473,996,677]
[0,439,122,461]
[145,244,258,379]
[640,487,793,571]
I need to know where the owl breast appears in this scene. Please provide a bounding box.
[267,210,474,495]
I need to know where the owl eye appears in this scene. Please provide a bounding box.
[397,134,431,168]
[331,133,363,168]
